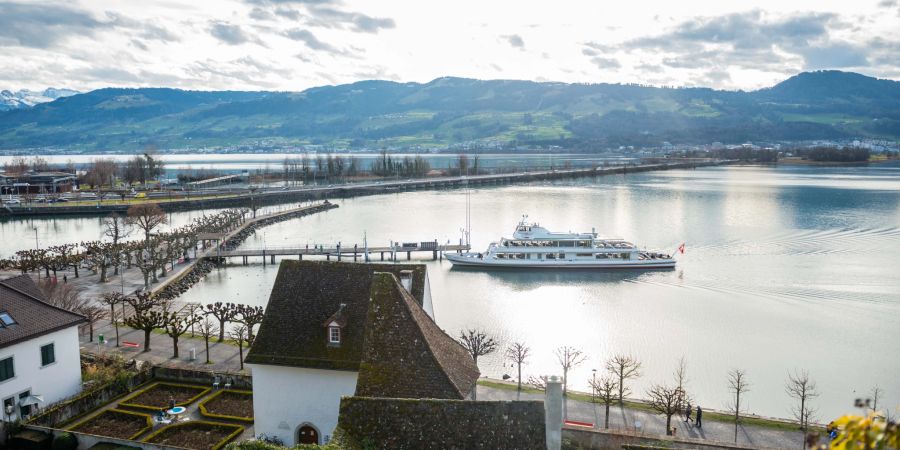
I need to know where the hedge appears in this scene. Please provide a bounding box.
[198,389,254,423]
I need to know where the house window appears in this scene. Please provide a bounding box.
[0,357,13,382]
[41,343,55,367]
[19,390,31,418]
[328,326,341,344]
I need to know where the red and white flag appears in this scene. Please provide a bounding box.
[678,243,686,254]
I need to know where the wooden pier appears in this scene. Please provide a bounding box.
[220,241,470,265]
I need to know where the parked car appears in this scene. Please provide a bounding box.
[4,198,21,205]
[134,192,147,199]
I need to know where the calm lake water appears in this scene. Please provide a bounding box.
[2,163,898,420]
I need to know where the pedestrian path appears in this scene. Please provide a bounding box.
[81,319,248,374]
[477,382,806,450]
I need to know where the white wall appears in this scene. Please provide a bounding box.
[249,363,358,446]
[0,326,82,421]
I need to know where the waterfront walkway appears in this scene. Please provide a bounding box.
[479,382,806,450]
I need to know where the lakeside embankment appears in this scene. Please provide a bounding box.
[1,160,729,217]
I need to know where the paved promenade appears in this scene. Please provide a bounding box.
[479,382,807,450]
[80,319,249,374]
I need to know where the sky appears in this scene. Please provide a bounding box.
[0,0,898,93]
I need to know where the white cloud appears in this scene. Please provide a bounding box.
[0,0,896,92]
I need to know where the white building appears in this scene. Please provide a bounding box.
[246,261,478,446]
[0,275,85,423]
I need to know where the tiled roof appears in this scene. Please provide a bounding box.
[0,275,86,349]
[244,260,427,370]
[355,272,479,399]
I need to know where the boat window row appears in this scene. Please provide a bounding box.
[492,252,634,260]
[502,240,593,248]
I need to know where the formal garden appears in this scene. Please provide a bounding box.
[58,379,253,450]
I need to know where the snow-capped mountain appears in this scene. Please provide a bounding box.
[0,88,79,111]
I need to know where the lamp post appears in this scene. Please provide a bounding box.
[591,369,597,403]
[33,227,40,281]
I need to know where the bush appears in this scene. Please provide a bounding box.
[52,432,78,450]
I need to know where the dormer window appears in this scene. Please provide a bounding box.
[323,303,347,347]
[328,325,341,344]
[0,311,16,327]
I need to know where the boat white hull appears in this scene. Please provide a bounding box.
[445,253,676,269]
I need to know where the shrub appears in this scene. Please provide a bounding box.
[52,432,78,450]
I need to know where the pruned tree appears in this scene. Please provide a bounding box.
[123,291,168,352]
[607,354,643,404]
[163,310,199,358]
[81,304,107,343]
[229,323,250,371]
[126,203,167,283]
[527,375,549,390]
[589,375,619,428]
[727,368,750,443]
[647,383,681,435]
[99,292,126,346]
[457,328,498,367]
[205,302,238,342]
[197,318,219,364]
[555,346,587,396]
[786,370,819,435]
[235,304,265,344]
[505,341,531,393]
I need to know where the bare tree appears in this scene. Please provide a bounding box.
[457,328,498,367]
[527,375,549,390]
[38,279,90,313]
[81,305,107,343]
[727,368,751,443]
[505,341,531,394]
[871,386,883,413]
[555,346,587,396]
[589,375,618,428]
[123,291,168,352]
[99,292,126,347]
[205,302,238,342]
[197,319,219,364]
[647,383,681,435]
[126,203,168,244]
[674,356,689,414]
[607,354,643,404]
[163,311,199,358]
[786,370,819,436]
[229,323,249,371]
[234,304,265,344]
[103,213,131,275]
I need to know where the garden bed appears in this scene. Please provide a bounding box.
[119,382,211,411]
[69,409,153,440]
[199,390,253,422]
[143,421,244,450]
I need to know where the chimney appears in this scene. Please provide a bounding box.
[399,270,413,293]
[545,375,562,450]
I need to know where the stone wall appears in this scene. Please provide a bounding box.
[23,424,179,450]
[337,396,546,449]
[152,366,252,390]
[563,426,760,450]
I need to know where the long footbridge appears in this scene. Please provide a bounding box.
[218,241,471,265]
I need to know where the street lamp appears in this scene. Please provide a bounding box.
[591,369,597,404]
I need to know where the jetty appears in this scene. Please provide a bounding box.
[220,240,470,266]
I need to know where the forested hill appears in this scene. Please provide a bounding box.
[0,70,897,150]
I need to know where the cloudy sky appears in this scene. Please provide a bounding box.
[1,0,898,92]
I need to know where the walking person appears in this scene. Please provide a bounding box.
[685,402,693,424]
[696,406,703,429]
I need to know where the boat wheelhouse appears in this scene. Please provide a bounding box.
[446,218,677,269]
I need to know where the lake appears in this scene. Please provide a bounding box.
[2,162,898,420]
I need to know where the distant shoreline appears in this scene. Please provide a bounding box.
[777,157,899,167]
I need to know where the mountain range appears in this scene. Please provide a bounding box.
[0,71,897,151]
[0,88,79,111]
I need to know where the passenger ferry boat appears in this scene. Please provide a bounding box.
[446,218,678,269]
